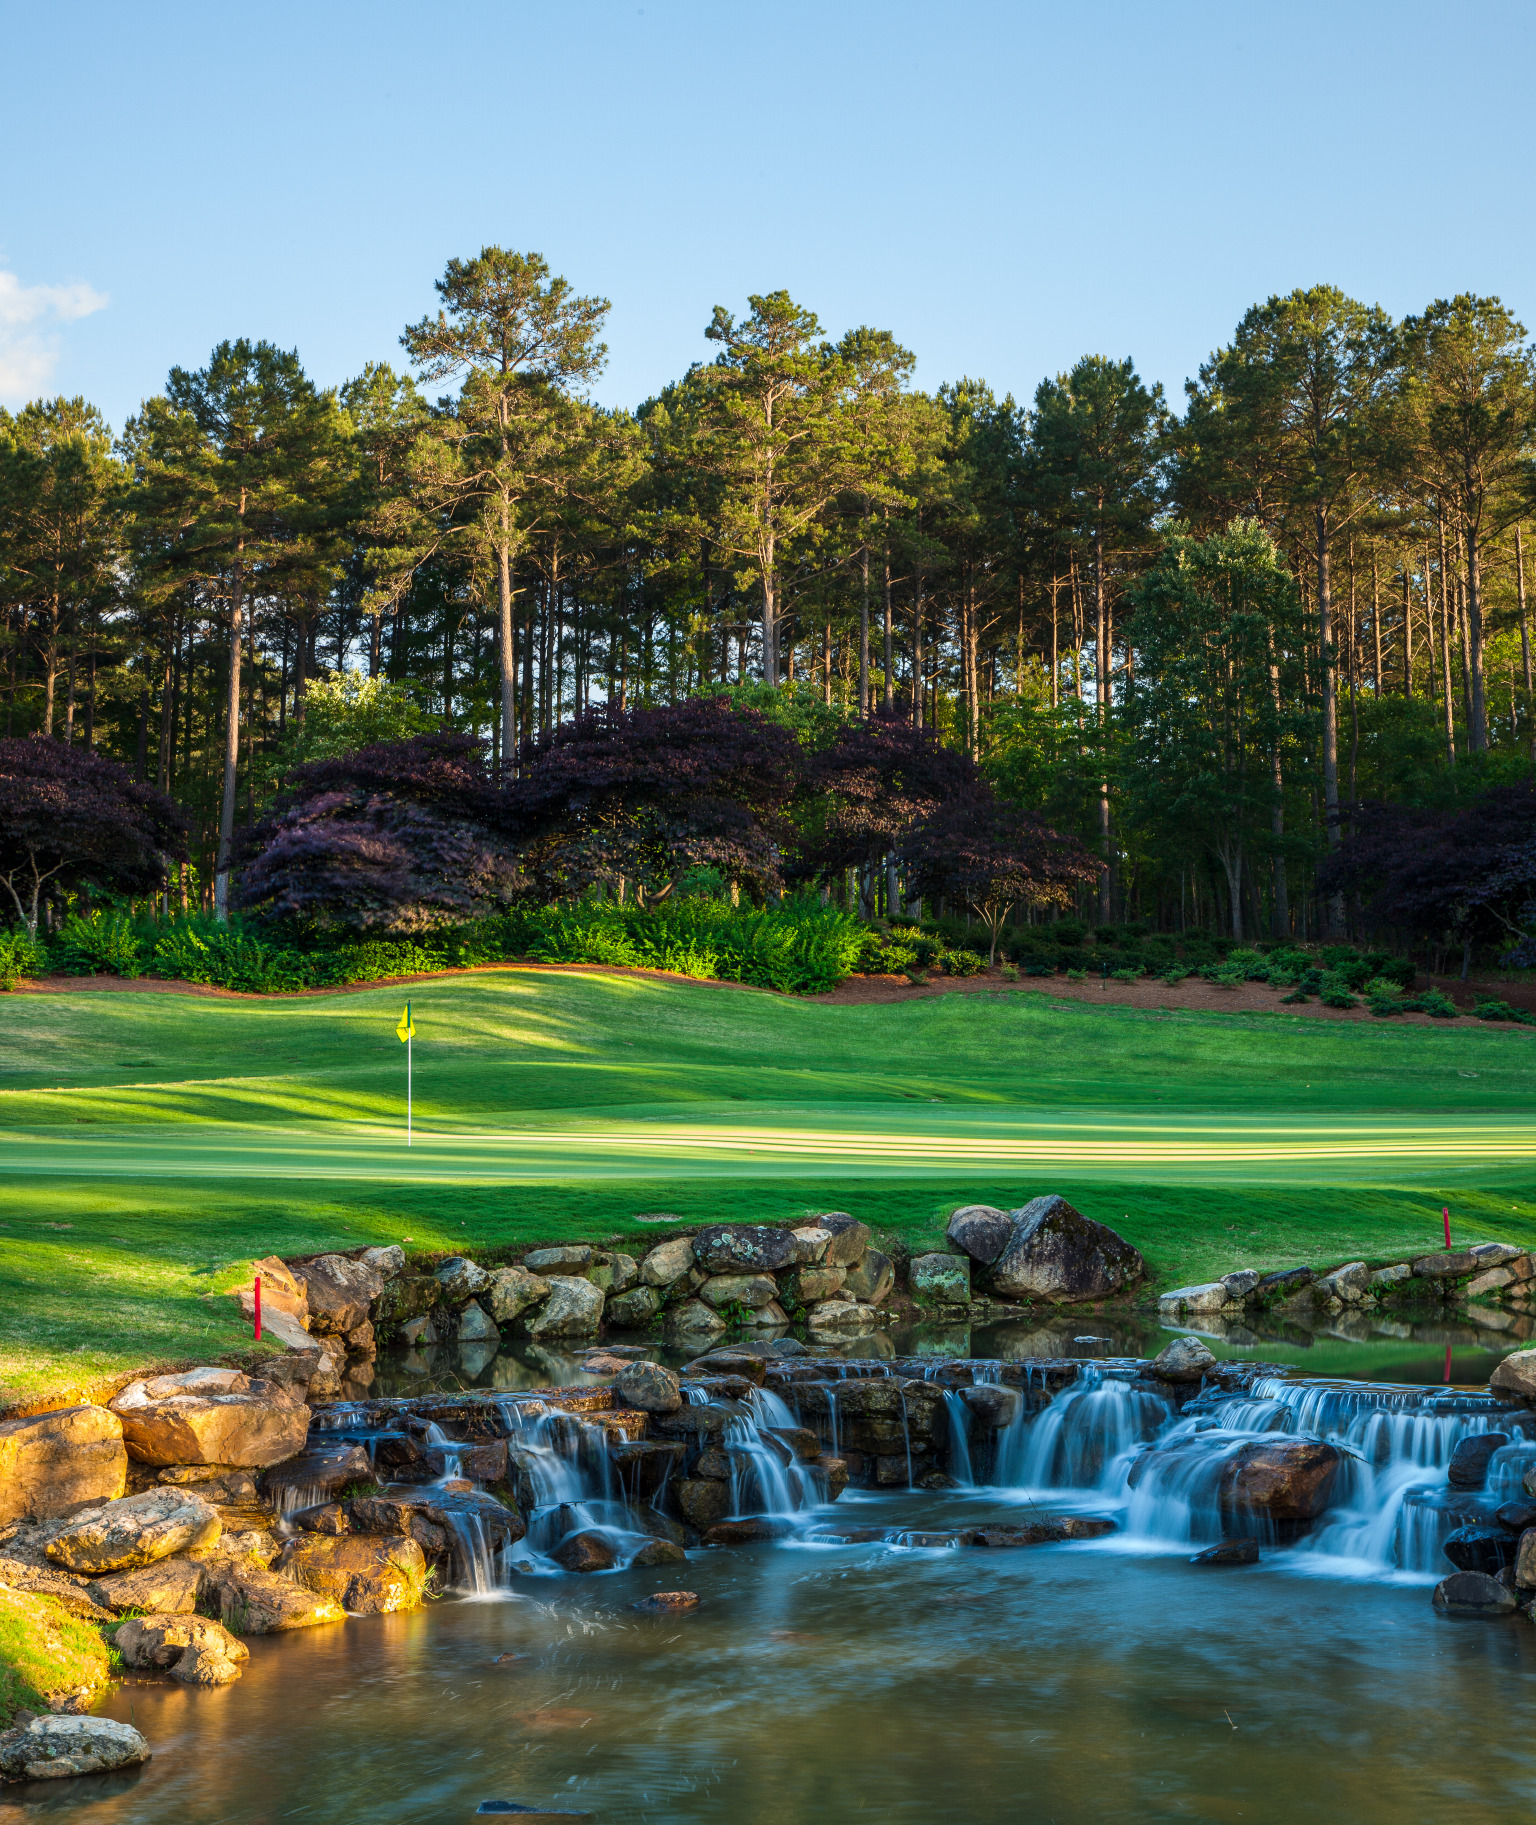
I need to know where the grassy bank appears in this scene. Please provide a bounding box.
[3,968,1534,1404]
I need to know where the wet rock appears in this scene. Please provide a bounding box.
[1152,1336,1217,1382]
[1515,1528,1536,1588]
[525,1276,605,1337]
[818,1216,873,1266]
[0,1405,127,1525]
[374,1273,440,1328]
[276,1532,427,1611]
[1314,1262,1372,1304]
[485,1265,552,1323]
[945,1204,1014,1265]
[700,1272,779,1311]
[813,1453,849,1499]
[633,1588,698,1611]
[117,1613,250,1681]
[295,1253,384,1334]
[629,1539,688,1568]
[910,1252,972,1305]
[0,1715,150,1783]
[1413,1250,1480,1280]
[964,1522,1069,1547]
[1433,1570,1518,1616]
[639,1237,696,1286]
[1448,1433,1510,1490]
[1495,1500,1536,1534]
[86,1555,205,1615]
[525,1245,594,1275]
[653,1403,736,1445]
[1489,1347,1536,1399]
[988,1197,1145,1303]
[263,1443,373,1511]
[456,1300,499,1342]
[690,1349,768,1384]
[744,1300,790,1331]
[1191,1538,1260,1565]
[437,1256,493,1303]
[1157,1282,1234,1316]
[693,1224,799,1275]
[46,1488,222,1574]
[702,1517,796,1545]
[1221,1271,1262,1300]
[348,1489,525,1556]
[663,1298,727,1342]
[672,1478,732,1528]
[764,1425,822,1462]
[606,1285,662,1327]
[552,1530,617,1573]
[292,1503,351,1535]
[1471,1243,1526,1267]
[958,1384,1022,1428]
[843,1248,895,1305]
[204,1560,347,1633]
[1444,1525,1518,1575]
[779,1264,847,1304]
[615,1360,682,1412]
[473,1806,593,1820]
[117,1394,310,1469]
[788,1226,833,1263]
[1219,1439,1340,1522]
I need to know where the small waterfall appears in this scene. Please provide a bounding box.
[1005,1368,1172,1493]
[943,1392,975,1487]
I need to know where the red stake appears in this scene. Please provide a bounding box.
[254,1273,262,1342]
[1443,1205,1452,1249]
[1445,1342,1453,1385]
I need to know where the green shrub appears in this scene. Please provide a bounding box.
[1364,978,1405,1016]
[1472,999,1536,1026]
[0,929,47,988]
[1065,967,1087,983]
[1111,967,1140,983]
[1160,966,1191,985]
[1205,963,1246,989]
[999,964,1020,982]
[1320,988,1359,1009]
[50,911,145,978]
[1407,989,1459,1018]
[941,948,988,978]
[151,925,317,992]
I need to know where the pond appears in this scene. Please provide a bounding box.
[7,1324,1536,1825]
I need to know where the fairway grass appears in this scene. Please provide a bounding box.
[3,969,1534,1405]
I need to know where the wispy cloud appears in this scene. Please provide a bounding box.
[0,270,109,403]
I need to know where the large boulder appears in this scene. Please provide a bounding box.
[116,1614,250,1684]
[607,1285,662,1327]
[435,1256,492,1304]
[640,1237,696,1286]
[945,1205,1014,1265]
[779,1265,847,1305]
[1432,1571,1518,1616]
[0,1405,127,1525]
[262,1443,373,1512]
[615,1360,682,1413]
[815,1215,872,1267]
[525,1244,594,1275]
[1413,1250,1481,1280]
[987,1197,1144,1303]
[673,1477,732,1528]
[294,1254,384,1334]
[112,1367,250,1408]
[1157,1283,1235,1316]
[663,1298,727,1342]
[203,1560,347,1633]
[700,1273,778,1311]
[1219,1439,1340,1522]
[347,1489,525,1558]
[693,1224,798,1275]
[1443,1526,1518,1576]
[275,1533,426,1613]
[806,1300,879,1334]
[455,1300,499,1341]
[1315,1262,1371,1305]
[87,1555,205,1616]
[359,1244,405,1277]
[1448,1433,1509,1490]
[485,1265,551,1322]
[1152,1336,1216,1382]
[117,1394,310,1468]
[523,1276,605,1337]
[843,1249,895,1305]
[374,1274,440,1329]
[46,1488,222,1574]
[241,1256,309,1325]
[1490,1348,1536,1399]
[910,1253,972,1305]
[789,1226,833,1263]
[0,1714,150,1782]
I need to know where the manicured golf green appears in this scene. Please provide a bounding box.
[3,968,1534,1404]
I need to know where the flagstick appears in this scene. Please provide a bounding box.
[407,1029,412,1148]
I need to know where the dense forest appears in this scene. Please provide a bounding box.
[2,252,1534,954]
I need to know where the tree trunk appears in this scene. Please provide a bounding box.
[1464,504,1488,751]
[1094,522,1110,924]
[1315,506,1343,936]
[858,541,870,716]
[1269,637,1289,939]
[882,511,894,713]
[1402,564,1413,696]
[912,559,924,728]
[214,515,246,922]
[1518,525,1534,761]
[1437,512,1456,763]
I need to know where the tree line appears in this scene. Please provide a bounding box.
[2,254,1534,946]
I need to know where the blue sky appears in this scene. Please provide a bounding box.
[4,0,1533,431]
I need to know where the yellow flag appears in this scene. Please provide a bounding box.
[396,1002,415,1043]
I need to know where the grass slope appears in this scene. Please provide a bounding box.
[3,968,1535,1405]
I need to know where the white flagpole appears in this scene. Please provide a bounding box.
[407,1029,413,1148]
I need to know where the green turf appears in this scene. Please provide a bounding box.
[3,968,1535,1404]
